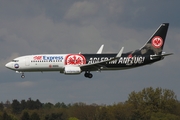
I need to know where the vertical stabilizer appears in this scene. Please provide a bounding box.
[140,23,169,55]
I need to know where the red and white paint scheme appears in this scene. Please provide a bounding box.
[65,54,86,65]
[152,36,163,48]
[5,23,172,78]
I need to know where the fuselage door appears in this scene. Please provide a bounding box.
[25,57,30,66]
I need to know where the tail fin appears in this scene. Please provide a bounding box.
[140,23,169,55]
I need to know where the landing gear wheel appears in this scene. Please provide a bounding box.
[88,73,93,78]
[84,73,89,77]
[21,73,25,78]
[21,75,25,78]
[84,72,93,78]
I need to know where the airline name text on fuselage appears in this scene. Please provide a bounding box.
[33,55,64,60]
[43,56,63,60]
[88,56,145,65]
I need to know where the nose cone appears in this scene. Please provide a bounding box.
[5,62,12,69]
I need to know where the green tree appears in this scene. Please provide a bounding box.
[5,100,11,109]
[26,98,41,110]
[68,117,79,120]
[35,99,42,109]
[30,112,40,120]
[12,99,21,114]
[44,113,64,120]
[69,102,98,120]
[43,102,54,109]
[55,102,67,108]
[21,111,30,120]
[150,112,180,120]
[0,102,4,111]
[95,106,112,120]
[21,100,26,110]
[109,102,134,120]
[2,112,12,120]
[127,87,179,119]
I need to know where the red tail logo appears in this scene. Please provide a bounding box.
[151,36,163,48]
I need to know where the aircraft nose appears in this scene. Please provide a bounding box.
[5,62,12,69]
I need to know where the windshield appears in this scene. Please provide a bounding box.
[12,60,19,62]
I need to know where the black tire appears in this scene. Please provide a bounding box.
[88,73,93,78]
[21,75,25,78]
[84,73,88,77]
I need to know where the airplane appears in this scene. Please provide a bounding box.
[5,23,173,78]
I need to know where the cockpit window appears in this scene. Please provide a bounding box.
[12,60,19,62]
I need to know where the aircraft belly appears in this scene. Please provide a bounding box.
[101,68,130,71]
[101,66,137,71]
[20,68,62,72]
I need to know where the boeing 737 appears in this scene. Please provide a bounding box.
[5,23,172,78]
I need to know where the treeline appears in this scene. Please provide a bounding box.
[1,87,180,120]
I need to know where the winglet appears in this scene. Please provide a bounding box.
[116,47,124,58]
[97,44,104,54]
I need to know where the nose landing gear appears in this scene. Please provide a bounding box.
[16,71,25,78]
[21,73,25,78]
[84,71,93,78]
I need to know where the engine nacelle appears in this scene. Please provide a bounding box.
[64,66,81,74]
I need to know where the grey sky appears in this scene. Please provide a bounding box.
[0,0,180,104]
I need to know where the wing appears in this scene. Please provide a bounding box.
[80,47,124,71]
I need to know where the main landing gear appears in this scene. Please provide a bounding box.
[84,71,93,78]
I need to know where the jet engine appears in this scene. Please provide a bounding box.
[64,66,81,74]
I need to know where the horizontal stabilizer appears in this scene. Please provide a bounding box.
[150,53,173,60]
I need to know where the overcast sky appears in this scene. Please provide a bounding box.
[0,0,180,104]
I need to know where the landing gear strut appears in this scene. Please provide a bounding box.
[16,71,25,78]
[84,71,93,78]
[21,73,25,78]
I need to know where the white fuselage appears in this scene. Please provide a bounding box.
[5,54,68,73]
